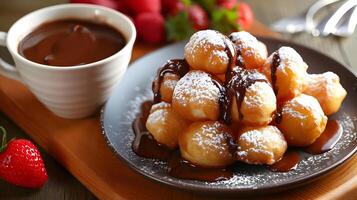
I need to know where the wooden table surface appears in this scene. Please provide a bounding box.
[0,0,356,199]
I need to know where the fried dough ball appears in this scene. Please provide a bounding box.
[303,72,347,115]
[184,30,235,74]
[146,102,188,149]
[236,126,287,165]
[278,94,327,147]
[159,73,180,103]
[172,70,220,121]
[179,121,235,167]
[262,46,308,100]
[231,81,277,125]
[229,31,268,70]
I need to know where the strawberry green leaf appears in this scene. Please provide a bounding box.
[0,126,7,152]
[193,0,216,12]
[211,6,242,34]
[165,11,195,41]
[182,0,192,6]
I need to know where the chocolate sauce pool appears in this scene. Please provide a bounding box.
[305,120,343,154]
[18,19,126,66]
[132,101,172,161]
[132,36,344,182]
[270,151,300,172]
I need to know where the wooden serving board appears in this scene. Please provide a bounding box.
[0,21,356,200]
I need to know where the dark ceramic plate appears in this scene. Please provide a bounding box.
[101,37,357,194]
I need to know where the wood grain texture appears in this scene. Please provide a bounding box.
[0,0,356,199]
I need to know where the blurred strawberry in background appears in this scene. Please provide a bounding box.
[134,12,165,43]
[124,0,161,14]
[165,2,209,41]
[237,2,254,30]
[188,4,209,31]
[69,0,254,44]
[70,0,122,10]
[162,0,185,15]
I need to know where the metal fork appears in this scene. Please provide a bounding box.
[271,0,357,37]
[321,0,357,36]
[333,6,357,36]
[271,0,342,34]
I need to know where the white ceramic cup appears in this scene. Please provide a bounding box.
[0,4,136,119]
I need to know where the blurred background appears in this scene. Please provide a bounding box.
[0,0,356,199]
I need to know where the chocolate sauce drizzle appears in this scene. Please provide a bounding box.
[152,59,190,103]
[220,68,269,124]
[218,37,269,124]
[271,52,281,95]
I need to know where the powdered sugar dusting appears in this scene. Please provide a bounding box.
[147,107,169,125]
[150,102,171,113]
[163,78,177,90]
[230,31,259,56]
[305,72,343,97]
[243,81,276,109]
[192,122,229,155]
[278,46,308,71]
[173,70,219,106]
[187,30,225,48]
[282,94,325,121]
[184,30,230,68]
[237,126,286,164]
[238,129,274,157]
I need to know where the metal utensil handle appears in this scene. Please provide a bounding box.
[305,0,343,32]
[323,0,357,34]
[0,32,22,82]
[348,6,357,33]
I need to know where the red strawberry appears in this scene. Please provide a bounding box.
[161,0,185,16]
[134,12,165,43]
[217,0,237,9]
[70,0,121,10]
[188,4,209,31]
[115,0,130,14]
[124,0,161,14]
[0,128,48,188]
[237,2,254,30]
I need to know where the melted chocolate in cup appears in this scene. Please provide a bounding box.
[18,19,126,66]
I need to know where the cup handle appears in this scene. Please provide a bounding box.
[0,32,23,82]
